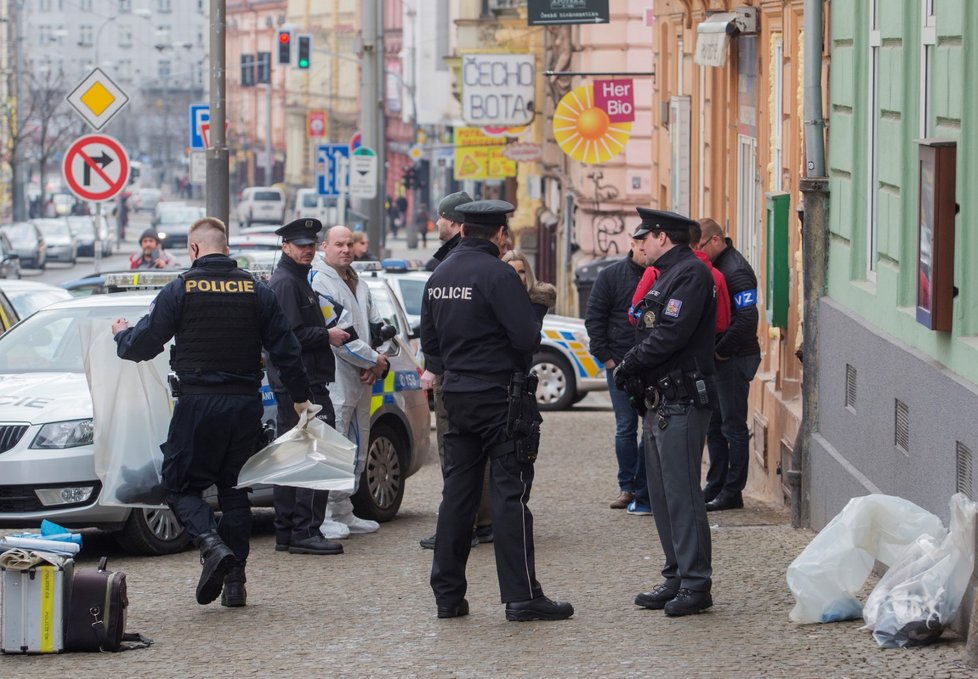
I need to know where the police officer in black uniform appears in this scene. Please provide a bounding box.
[267,218,348,556]
[421,199,574,622]
[113,217,312,608]
[613,208,718,617]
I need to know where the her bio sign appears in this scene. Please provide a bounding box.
[593,78,635,123]
[462,54,534,126]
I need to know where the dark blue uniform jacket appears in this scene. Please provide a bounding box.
[584,252,645,365]
[115,253,310,403]
[420,238,546,392]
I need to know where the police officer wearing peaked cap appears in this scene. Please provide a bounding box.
[614,206,718,617]
[113,216,314,608]
[421,199,574,622]
[266,218,351,555]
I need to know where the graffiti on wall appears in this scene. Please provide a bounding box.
[581,170,628,257]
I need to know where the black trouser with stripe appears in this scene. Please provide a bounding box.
[431,388,543,606]
[272,385,336,545]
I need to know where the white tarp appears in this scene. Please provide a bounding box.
[694,12,736,67]
[81,320,171,508]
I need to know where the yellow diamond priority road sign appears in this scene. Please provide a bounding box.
[66,68,130,131]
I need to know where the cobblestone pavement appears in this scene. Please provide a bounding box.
[2,395,976,678]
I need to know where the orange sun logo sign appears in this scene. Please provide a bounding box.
[553,84,632,164]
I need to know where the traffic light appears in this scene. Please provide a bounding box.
[402,166,416,190]
[277,29,292,66]
[296,35,311,69]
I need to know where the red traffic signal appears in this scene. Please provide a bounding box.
[277,29,292,65]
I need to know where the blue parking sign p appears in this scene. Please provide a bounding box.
[189,104,209,150]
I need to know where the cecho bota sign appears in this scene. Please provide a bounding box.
[462,54,535,127]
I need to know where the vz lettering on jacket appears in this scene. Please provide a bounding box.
[732,288,757,309]
[427,286,473,300]
[184,278,255,294]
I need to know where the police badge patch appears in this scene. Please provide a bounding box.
[664,299,683,317]
[642,309,656,328]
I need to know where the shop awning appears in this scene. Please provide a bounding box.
[694,12,739,67]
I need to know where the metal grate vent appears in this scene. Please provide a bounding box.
[845,364,857,410]
[956,442,974,500]
[894,399,910,453]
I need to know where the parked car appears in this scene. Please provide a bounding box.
[0,275,429,553]
[0,221,46,270]
[0,280,72,317]
[367,263,607,411]
[51,193,75,217]
[293,188,340,226]
[237,186,286,228]
[154,204,206,249]
[68,215,115,258]
[130,187,162,213]
[33,218,78,265]
[0,232,21,279]
[228,233,282,270]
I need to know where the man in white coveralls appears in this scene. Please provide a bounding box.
[310,225,390,538]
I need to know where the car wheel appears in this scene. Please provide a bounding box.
[351,421,406,523]
[114,507,190,555]
[532,350,576,411]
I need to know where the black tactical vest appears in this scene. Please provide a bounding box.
[171,267,262,375]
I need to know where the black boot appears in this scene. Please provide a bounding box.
[221,562,247,608]
[195,531,236,605]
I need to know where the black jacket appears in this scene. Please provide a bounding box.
[712,239,760,359]
[623,245,716,382]
[421,238,546,392]
[115,254,310,402]
[266,253,336,389]
[584,253,645,365]
[425,232,461,272]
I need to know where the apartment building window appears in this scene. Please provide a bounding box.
[79,25,93,47]
[919,0,936,137]
[119,24,133,48]
[158,25,172,44]
[866,0,880,277]
[159,59,171,80]
[80,0,93,10]
[158,0,172,12]
[40,0,52,11]
[117,59,133,81]
[39,25,52,45]
[119,0,132,12]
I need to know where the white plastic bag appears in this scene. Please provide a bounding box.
[787,494,945,623]
[862,493,978,647]
[236,410,357,491]
[81,319,172,508]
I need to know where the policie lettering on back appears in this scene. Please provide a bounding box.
[427,286,473,300]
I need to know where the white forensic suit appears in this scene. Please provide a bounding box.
[309,261,384,538]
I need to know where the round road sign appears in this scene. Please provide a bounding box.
[62,134,130,203]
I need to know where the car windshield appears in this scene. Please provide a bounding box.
[254,191,281,202]
[69,219,95,237]
[159,208,203,225]
[37,221,70,237]
[0,304,150,373]
[397,279,425,317]
[2,223,35,244]
[301,193,318,208]
[368,284,403,337]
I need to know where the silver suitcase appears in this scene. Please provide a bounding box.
[1,558,73,654]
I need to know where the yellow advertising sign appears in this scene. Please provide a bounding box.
[454,146,516,180]
[454,126,506,147]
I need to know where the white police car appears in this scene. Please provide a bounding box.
[0,273,430,554]
[365,260,606,411]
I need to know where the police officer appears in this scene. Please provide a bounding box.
[267,218,349,555]
[113,217,313,607]
[421,199,573,622]
[614,208,717,617]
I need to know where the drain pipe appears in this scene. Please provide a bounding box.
[793,0,829,529]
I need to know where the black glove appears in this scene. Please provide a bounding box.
[612,359,630,391]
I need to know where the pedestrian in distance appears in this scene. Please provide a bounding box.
[415,202,431,248]
[584,235,653,516]
[696,217,761,512]
[421,199,574,622]
[350,231,379,262]
[418,191,494,551]
[267,218,351,556]
[614,208,717,617]
[310,224,390,539]
[129,229,174,270]
[112,216,315,608]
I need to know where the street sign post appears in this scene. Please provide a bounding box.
[527,0,609,25]
[62,134,130,203]
[65,68,130,131]
[348,150,378,199]
[316,143,350,198]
